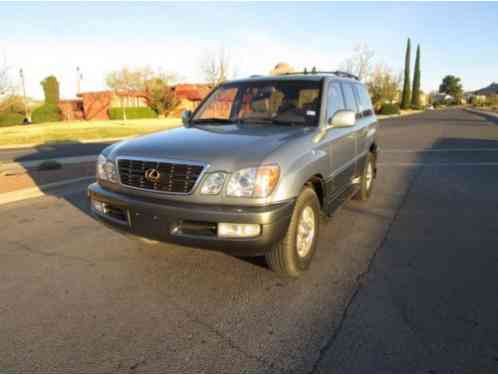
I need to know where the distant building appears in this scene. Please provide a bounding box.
[270,63,295,76]
[58,83,213,121]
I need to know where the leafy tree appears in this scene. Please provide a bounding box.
[439,75,463,100]
[41,76,60,105]
[411,45,421,108]
[367,64,402,111]
[401,38,411,109]
[144,78,180,117]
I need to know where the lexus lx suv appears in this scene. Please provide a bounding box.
[88,71,378,277]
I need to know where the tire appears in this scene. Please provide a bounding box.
[265,186,320,277]
[353,152,376,201]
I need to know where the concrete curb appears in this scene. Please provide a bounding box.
[377,110,425,120]
[0,155,98,173]
[0,176,94,206]
[0,137,128,151]
[464,108,498,119]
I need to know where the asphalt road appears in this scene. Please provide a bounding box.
[1,109,497,372]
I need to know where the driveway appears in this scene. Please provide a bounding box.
[1,109,497,372]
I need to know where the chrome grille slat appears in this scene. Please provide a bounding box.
[117,158,204,194]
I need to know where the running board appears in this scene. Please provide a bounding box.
[325,184,359,217]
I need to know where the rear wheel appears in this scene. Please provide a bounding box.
[353,152,376,201]
[265,186,320,277]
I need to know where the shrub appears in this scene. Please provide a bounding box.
[32,104,62,124]
[108,107,157,120]
[379,103,400,115]
[0,112,25,127]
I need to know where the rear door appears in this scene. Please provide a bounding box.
[353,84,375,155]
[352,84,375,174]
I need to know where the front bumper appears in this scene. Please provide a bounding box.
[87,183,294,256]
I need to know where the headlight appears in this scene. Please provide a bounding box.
[200,172,226,195]
[96,154,118,183]
[226,164,280,198]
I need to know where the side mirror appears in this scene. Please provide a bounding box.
[328,110,356,128]
[182,110,193,126]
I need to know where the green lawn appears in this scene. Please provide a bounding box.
[0,118,181,146]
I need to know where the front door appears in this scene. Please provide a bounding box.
[325,82,358,200]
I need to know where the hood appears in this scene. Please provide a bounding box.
[108,123,312,172]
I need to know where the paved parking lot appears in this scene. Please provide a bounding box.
[1,109,497,372]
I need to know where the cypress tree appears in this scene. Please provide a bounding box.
[41,76,60,105]
[411,45,421,108]
[401,38,411,109]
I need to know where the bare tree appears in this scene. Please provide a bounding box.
[105,66,154,120]
[200,48,234,86]
[0,54,12,97]
[340,43,375,81]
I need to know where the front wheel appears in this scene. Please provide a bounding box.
[265,186,320,277]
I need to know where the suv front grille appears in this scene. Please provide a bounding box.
[117,158,205,194]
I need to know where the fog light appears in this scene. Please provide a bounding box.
[91,199,106,214]
[217,223,261,238]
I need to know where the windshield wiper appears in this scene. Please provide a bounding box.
[271,118,303,127]
[190,118,233,125]
[236,118,272,125]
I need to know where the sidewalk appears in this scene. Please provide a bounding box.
[0,159,96,205]
[0,161,95,194]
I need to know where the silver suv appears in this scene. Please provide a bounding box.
[88,71,378,277]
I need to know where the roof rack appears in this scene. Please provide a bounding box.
[277,70,360,81]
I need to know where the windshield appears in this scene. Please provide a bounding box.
[192,80,322,127]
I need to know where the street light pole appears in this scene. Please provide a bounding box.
[19,68,30,123]
[76,66,81,94]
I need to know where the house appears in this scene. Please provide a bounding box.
[431,93,454,104]
[472,82,498,97]
[58,83,213,121]
[171,84,213,116]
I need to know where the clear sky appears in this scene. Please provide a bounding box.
[1,1,497,99]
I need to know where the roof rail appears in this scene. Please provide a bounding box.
[276,70,360,81]
[329,71,360,81]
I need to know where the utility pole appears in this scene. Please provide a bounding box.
[76,66,82,94]
[19,68,30,123]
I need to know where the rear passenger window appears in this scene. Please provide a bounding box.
[326,82,345,120]
[341,83,359,113]
[354,84,374,117]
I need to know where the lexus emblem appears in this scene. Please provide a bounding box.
[144,168,161,183]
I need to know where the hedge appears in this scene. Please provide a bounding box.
[32,104,62,124]
[0,112,25,127]
[108,107,157,120]
[379,103,400,115]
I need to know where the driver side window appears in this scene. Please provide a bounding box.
[327,82,345,121]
